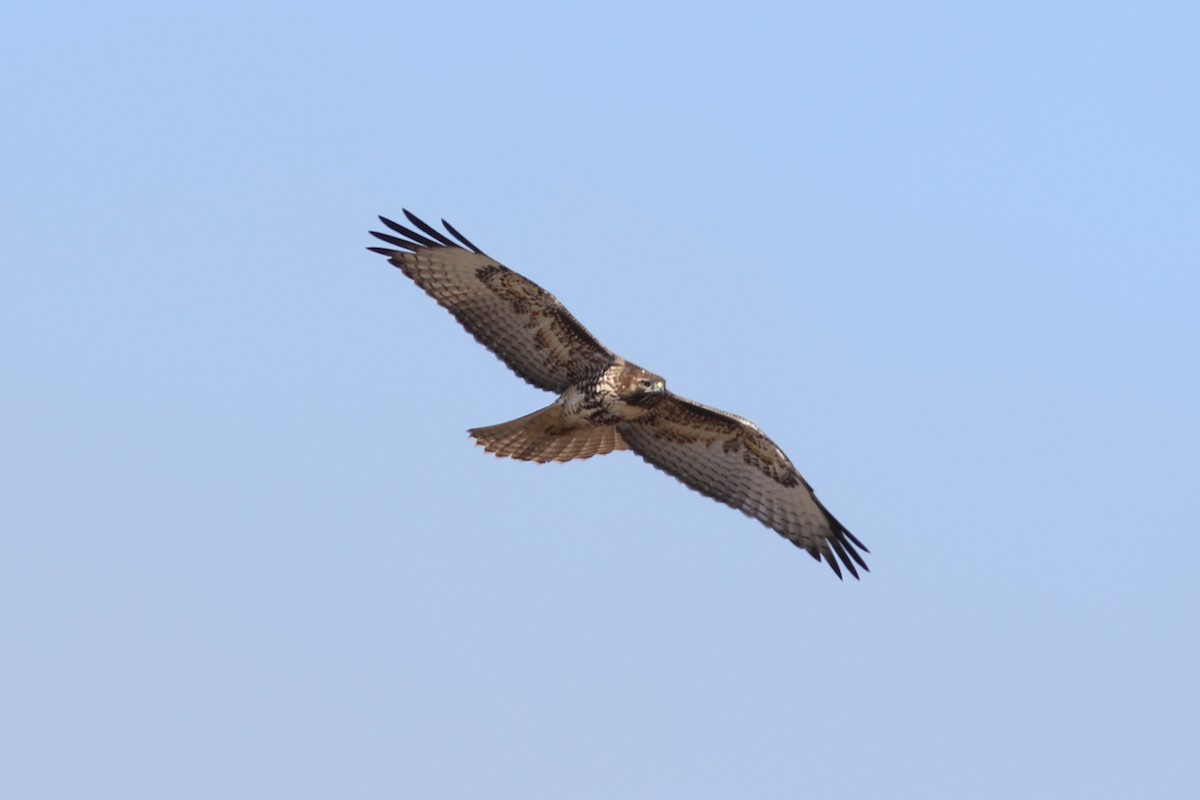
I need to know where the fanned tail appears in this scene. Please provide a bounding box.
[468,403,627,463]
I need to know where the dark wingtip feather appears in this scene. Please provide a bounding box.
[843,527,870,554]
[403,210,458,248]
[366,246,399,256]
[372,212,483,255]
[824,550,845,580]
[369,230,420,250]
[828,536,860,580]
[843,537,870,572]
[441,218,483,253]
[377,216,439,249]
[835,524,870,574]
[813,497,869,577]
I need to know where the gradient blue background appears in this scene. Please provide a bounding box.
[3,2,1197,797]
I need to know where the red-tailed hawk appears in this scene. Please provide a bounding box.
[368,211,869,579]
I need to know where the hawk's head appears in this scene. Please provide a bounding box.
[624,366,667,408]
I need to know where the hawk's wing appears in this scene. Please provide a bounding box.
[368,211,615,393]
[619,395,869,579]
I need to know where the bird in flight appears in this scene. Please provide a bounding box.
[368,211,869,579]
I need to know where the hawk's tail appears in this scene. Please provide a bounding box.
[468,403,628,464]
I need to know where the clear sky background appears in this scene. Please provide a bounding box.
[3,2,1198,797]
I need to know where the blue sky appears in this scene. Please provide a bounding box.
[3,2,1198,797]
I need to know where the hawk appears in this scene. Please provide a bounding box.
[368,211,869,579]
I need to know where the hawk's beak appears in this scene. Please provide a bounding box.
[654,380,665,392]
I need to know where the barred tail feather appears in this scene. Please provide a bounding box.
[468,404,627,463]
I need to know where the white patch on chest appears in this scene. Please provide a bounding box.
[557,371,650,427]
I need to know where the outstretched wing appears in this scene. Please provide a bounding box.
[368,211,615,393]
[619,395,869,579]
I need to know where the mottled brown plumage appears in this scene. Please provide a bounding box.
[367,211,869,579]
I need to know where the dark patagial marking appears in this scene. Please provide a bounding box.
[474,264,504,282]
